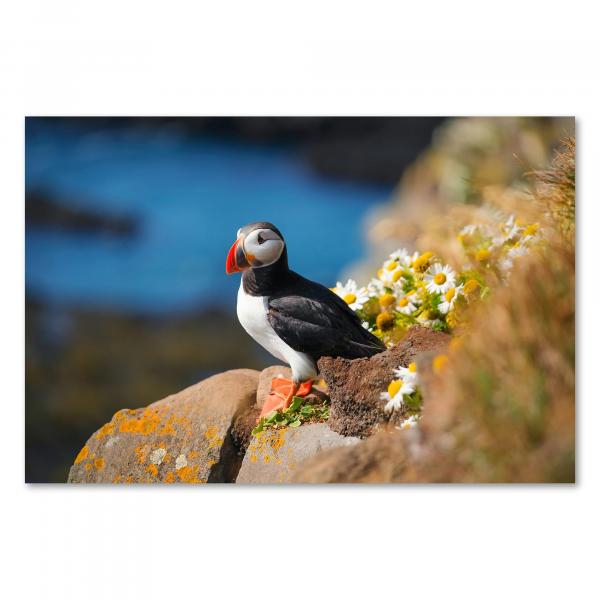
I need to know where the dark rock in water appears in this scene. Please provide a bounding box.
[39,116,445,185]
[26,191,138,236]
[67,369,259,484]
[235,423,360,484]
[317,327,449,438]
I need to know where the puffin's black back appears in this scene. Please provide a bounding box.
[266,270,386,362]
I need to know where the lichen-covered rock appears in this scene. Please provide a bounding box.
[317,327,449,438]
[68,369,259,484]
[256,365,292,408]
[236,423,360,484]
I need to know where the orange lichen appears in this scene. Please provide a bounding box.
[94,457,105,471]
[250,454,257,463]
[146,464,158,477]
[84,463,92,471]
[177,465,202,484]
[208,435,224,449]
[164,471,175,483]
[188,451,199,460]
[113,475,122,483]
[118,408,162,436]
[134,446,148,464]
[95,421,116,440]
[74,445,89,464]
[204,426,218,439]
[270,430,286,451]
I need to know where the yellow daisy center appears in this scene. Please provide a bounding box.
[388,379,403,398]
[343,293,357,305]
[379,293,396,308]
[398,298,409,308]
[412,252,434,272]
[523,223,540,236]
[476,248,490,262]
[392,270,403,282]
[463,279,480,295]
[444,288,456,302]
[376,312,394,331]
[386,261,398,271]
[408,362,417,372]
[434,272,447,285]
[406,289,415,297]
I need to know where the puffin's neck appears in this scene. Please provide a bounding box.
[242,250,292,296]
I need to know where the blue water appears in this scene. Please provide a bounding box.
[26,120,393,313]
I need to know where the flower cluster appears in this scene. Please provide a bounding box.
[332,248,474,341]
[331,212,543,421]
[458,214,543,275]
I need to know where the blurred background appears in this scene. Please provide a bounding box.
[25,116,573,482]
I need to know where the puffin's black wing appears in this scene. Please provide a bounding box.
[267,276,386,361]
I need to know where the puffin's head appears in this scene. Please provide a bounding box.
[225,221,286,274]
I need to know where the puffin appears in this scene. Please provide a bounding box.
[226,221,385,417]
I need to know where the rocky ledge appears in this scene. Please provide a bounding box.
[68,326,448,484]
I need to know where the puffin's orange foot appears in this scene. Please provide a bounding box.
[258,377,313,419]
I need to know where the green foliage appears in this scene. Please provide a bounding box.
[251,394,330,436]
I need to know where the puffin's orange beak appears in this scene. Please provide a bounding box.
[226,237,250,274]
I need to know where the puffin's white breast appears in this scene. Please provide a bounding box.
[236,282,317,381]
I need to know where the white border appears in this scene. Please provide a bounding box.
[2,2,598,598]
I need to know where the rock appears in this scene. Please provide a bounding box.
[256,365,292,408]
[317,327,449,438]
[67,369,259,484]
[230,404,261,455]
[293,430,412,483]
[236,423,360,484]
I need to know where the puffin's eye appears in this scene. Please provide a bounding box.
[257,233,265,245]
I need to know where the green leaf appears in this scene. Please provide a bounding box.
[300,405,314,417]
[288,420,302,428]
[289,396,303,412]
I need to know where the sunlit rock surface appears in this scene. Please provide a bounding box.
[68,369,259,484]
[236,424,360,484]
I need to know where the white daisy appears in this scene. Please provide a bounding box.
[417,313,444,329]
[396,294,418,315]
[367,277,385,297]
[424,263,456,294]
[390,248,417,268]
[332,279,369,311]
[397,415,420,430]
[503,215,522,240]
[379,258,404,285]
[393,362,419,387]
[507,244,529,260]
[361,321,373,332]
[438,284,463,315]
[380,378,416,413]
[491,216,521,247]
